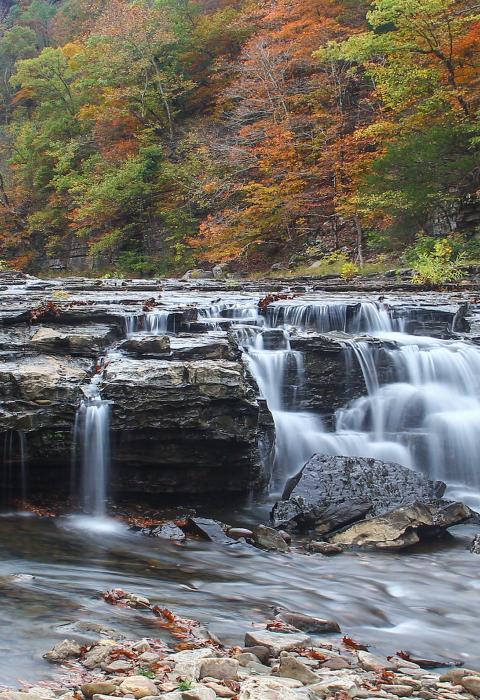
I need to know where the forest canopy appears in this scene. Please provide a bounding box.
[0,0,479,275]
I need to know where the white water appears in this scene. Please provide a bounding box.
[229,299,480,496]
[72,372,111,517]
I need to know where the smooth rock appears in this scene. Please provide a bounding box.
[227,528,254,540]
[43,639,82,661]
[460,677,480,696]
[253,525,289,552]
[272,655,320,684]
[244,630,311,656]
[184,518,236,545]
[118,676,158,698]
[198,657,239,680]
[104,659,133,672]
[203,682,235,698]
[309,677,360,698]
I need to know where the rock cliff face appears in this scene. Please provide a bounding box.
[0,281,267,500]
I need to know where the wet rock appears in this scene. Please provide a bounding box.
[170,334,237,361]
[459,677,480,696]
[118,676,158,698]
[119,335,171,356]
[227,527,254,540]
[244,630,311,656]
[307,541,343,555]
[184,518,237,545]
[253,525,289,552]
[81,683,117,698]
[330,502,473,550]
[199,657,239,680]
[272,455,446,532]
[272,654,320,684]
[469,534,480,554]
[43,639,82,662]
[31,325,119,357]
[275,611,341,634]
[144,523,186,541]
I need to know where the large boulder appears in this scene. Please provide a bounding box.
[330,501,473,550]
[272,455,446,532]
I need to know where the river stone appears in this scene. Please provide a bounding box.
[330,502,473,550]
[0,694,45,700]
[440,669,480,683]
[379,686,414,697]
[244,630,311,656]
[272,455,446,531]
[169,648,219,681]
[119,335,171,355]
[239,645,270,664]
[81,683,117,698]
[203,682,235,698]
[239,677,303,700]
[357,651,395,672]
[144,523,186,541]
[272,655,320,684]
[43,638,82,661]
[119,676,158,698]
[253,524,289,552]
[308,676,360,698]
[275,611,341,634]
[198,657,239,680]
[185,517,236,545]
[82,640,117,669]
[460,677,480,696]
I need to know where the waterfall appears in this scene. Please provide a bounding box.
[72,367,111,517]
[145,310,171,334]
[241,298,480,495]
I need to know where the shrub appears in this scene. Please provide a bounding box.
[411,239,465,285]
[340,261,360,280]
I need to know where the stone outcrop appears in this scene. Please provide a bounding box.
[330,501,473,550]
[272,455,446,532]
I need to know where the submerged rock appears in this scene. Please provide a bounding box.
[330,501,473,550]
[272,455,446,532]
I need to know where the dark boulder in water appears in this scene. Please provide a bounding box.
[271,454,446,531]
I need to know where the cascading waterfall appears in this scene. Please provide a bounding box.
[1,430,27,503]
[236,298,480,496]
[125,310,172,335]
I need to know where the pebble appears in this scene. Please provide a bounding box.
[81,684,117,698]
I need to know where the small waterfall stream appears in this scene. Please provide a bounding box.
[72,372,111,517]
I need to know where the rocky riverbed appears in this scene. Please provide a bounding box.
[4,587,480,700]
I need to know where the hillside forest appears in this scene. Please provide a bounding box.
[0,0,479,277]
